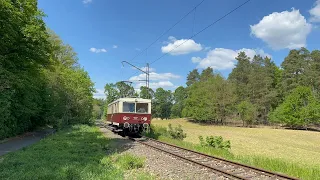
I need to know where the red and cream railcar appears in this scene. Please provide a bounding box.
[107,98,151,134]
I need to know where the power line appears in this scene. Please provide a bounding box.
[129,0,205,63]
[150,0,252,65]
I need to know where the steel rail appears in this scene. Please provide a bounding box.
[132,137,300,180]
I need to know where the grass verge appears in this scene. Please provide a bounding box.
[145,125,320,180]
[0,125,153,180]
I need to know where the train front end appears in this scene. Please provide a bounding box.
[107,98,152,134]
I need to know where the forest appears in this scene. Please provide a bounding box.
[0,0,94,139]
[101,48,320,129]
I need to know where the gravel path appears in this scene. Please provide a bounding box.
[99,126,230,180]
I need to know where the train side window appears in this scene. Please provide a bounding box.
[123,102,135,113]
[136,103,148,113]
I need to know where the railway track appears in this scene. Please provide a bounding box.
[132,137,299,180]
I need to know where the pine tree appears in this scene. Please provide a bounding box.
[186,69,200,86]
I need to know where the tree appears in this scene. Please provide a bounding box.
[140,86,154,99]
[0,0,52,138]
[236,101,256,127]
[269,86,320,128]
[183,73,235,123]
[93,98,105,119]
[115,81,134,98]
[247,56,278,123]
[171,86,186,118]
[212,75,236,124]
[186,69,200,86]
[229,52,251,102]
[200,67,214,82]
[0,0,95,139]
[281,48,309,95]
[153,88,173,119]
[104,83,119,105]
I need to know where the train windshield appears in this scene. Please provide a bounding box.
[123,102,135,112]
[136,103,148,113]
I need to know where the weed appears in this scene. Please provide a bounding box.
[199,135,231,149]
[168,124,187,140]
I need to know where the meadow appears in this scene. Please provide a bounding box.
[151,118,320,179]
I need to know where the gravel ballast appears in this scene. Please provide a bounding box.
[99,126,230,180]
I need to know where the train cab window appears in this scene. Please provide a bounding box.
[123,102,135,113]
[136,103,148,113]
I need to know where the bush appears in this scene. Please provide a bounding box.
[143,124,168,139]
[144,124,187,141]
[199,135,231,150]
[167,124,187,140]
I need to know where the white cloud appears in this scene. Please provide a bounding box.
[90,48,107,53]
[161,36,203,55]
[250,9,312,50]
[93,89,105,99]
[141,67,156,72]
[130,69,180,90]
[192,48,272,70]
[130,67,156,72]
[113,45,118,49]
[310,0,320,22]
[83,0,92,4]
[130,72,180,81]
[135,81,174,89]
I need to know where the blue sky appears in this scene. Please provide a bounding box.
[38,0,320,98]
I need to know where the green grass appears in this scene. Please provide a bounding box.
[147,124,320,180]
[0,125,153,180]
[108,153,145,170]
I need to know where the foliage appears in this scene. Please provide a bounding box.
[269,86,320,128]
[139,86,154,99]
[236,101,256,126]
[199,136,231,149]
[142,124,168,139]
[0,1,94,139]
[93,98,105,119]
[109,153,145,170]
[167,124,187,140]
[170,86,186,118]
[228,52,251,102]
[186,69,200,86]
[153,88,173,119]
[144,124,186,140]
[183,72,235,123]
[115,81,135,98]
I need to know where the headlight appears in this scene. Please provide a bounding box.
[141,117,147,121]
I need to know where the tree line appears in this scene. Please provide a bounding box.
[101,47,320,129]
[0,0,94,139]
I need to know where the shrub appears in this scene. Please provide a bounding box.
[167,124,187,140]
[199,135,231,150]
[143,124,168,139]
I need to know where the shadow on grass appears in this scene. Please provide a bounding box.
[0,125,137,180]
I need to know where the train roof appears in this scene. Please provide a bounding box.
[108,98,151,105]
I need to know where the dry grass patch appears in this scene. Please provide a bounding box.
[152,118,320,167]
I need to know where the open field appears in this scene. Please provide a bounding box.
[152,118,320,167]
[0,125,152,180]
